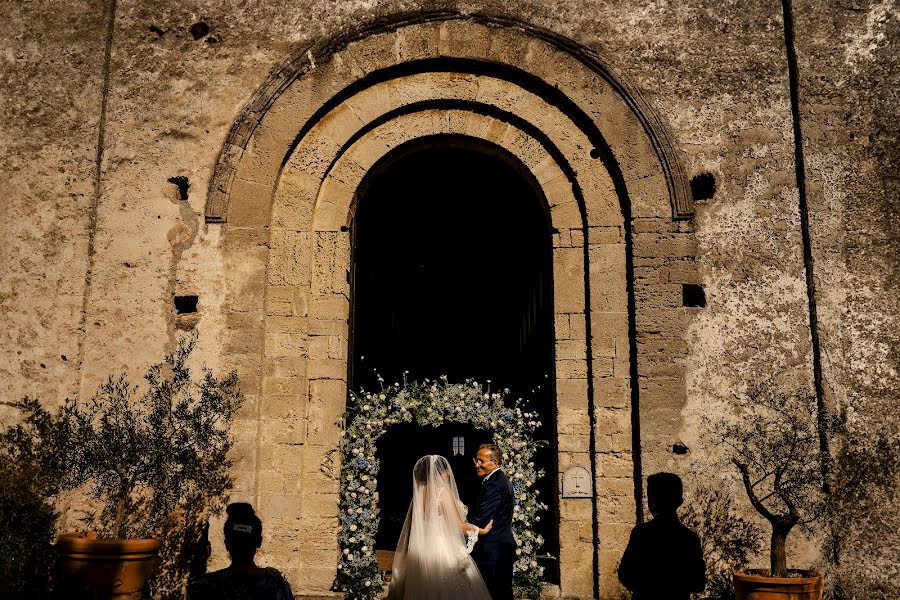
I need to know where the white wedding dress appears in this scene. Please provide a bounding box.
[386,455,492,600]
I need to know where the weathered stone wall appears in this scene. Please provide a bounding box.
[0,0,106,417]
[793,1,899,595]
[1,1,896,598]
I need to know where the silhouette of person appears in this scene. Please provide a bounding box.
[187,503,293,600]
[618,473,706,600]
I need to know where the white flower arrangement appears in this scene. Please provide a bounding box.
[333,376,547,599]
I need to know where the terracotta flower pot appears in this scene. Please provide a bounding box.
[56,533,162,600]
[734,569,824,600]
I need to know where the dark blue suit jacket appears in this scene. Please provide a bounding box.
[472,469,516,567]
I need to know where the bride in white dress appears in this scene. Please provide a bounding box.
[387,455,493,599]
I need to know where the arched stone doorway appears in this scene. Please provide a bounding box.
[205,15,697,599]
[350,137,559,577]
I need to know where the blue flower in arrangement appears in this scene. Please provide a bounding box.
[354,456,370,470]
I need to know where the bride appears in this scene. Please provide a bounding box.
[387,455,493,599]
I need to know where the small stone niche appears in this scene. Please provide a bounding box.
[690,172,716,201]
[682,284,706,308]
[174,295,198,314]
[167,176,190,201]
[190,22,210,40]
[174,295,200,330]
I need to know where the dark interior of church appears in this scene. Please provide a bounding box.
[349,136,560,580]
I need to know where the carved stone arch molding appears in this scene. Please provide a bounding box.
[208,15,697,599]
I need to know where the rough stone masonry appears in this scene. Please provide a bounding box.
[0,1,896,598]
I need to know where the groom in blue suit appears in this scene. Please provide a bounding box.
[472,443,516,600]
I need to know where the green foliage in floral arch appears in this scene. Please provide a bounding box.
[334,376,548,599]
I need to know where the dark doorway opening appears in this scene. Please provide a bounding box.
[350,136,559,582]
[375,423,493,551]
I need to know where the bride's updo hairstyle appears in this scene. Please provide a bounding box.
[224,502,263,561]
[413,455,451,485]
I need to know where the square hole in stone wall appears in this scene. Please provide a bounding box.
[682,284,706,308]
[690,173,716,201]
[174,295,199,314]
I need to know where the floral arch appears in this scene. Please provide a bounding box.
[335,377,547,599]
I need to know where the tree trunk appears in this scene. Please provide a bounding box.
[114,493,126,539]
[770,526,789,577]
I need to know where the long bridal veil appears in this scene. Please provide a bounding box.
[387,455,491,599]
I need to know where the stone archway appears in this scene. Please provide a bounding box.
[349,135,560,578]
[207,15,697,599]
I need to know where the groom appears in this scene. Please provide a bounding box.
[472,443,516,600]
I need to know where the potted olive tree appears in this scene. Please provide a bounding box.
[708,385,827,600]
[1,334,242,599]
[679,484,764,599]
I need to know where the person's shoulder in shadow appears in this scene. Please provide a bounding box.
[188,566,292,600]
[618,473,706,600]
[186,502,294,600]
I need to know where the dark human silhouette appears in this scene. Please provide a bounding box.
[187,503,293,600]
[618,473,706,600]
[471,443,516,600]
